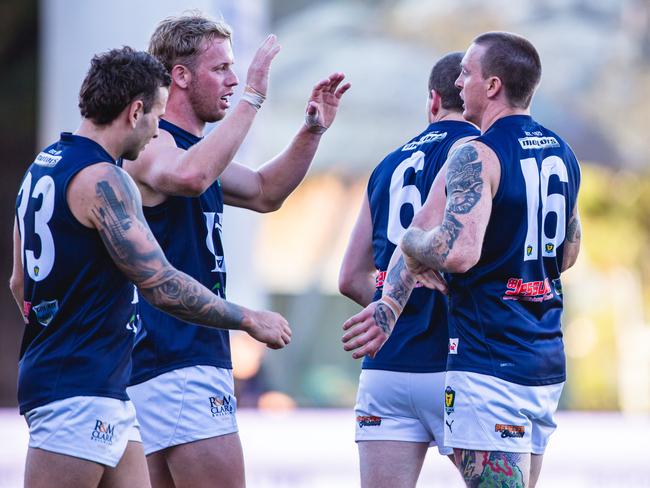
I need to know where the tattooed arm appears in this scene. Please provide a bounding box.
[562,204,581,272]
[67,163,291,349]
[339,194,376,307]
[401,142,499,274]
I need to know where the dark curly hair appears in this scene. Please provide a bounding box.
[78,46,171,125]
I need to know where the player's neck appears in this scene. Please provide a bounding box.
[163,95,206,137]
[479,104,529,132]
[75,119,123,161]
[433,110,467,124]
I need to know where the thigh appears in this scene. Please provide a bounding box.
[145,451,175,488]
[454,448,530,487]
[99,441,151,488]
[529,453,544,487]
[25,447,104,488]
[358,441,428,488]
[165,432,245,488]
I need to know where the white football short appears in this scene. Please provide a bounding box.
[443,371,564,454]
[24,396,141,467]
[354,369,452,456]
[127,365,238,455]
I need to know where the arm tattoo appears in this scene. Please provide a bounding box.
[446,145,483,214]
[566,214,581,243]
[92,166,244,330]
[403,144,483,271]
[373,302,393,335]
[384,255,415,310]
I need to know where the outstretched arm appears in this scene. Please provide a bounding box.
[338,194,376,307]
[68,162,291,349]
[124,35,281,199]
[221,73,350,212]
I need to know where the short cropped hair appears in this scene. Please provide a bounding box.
[78,46,171,125]
[428,52,464,112]
[149,12,232,72]
[473,31,542,108]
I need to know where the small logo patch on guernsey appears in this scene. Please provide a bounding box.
[448,338,459,354]
[33,300,59,327]
[444,386,455,415]
[209,395,235,417]
[495,424,525,438]
[357,415,382,428]
[91,419,115,445]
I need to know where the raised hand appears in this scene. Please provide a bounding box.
[342,300,394,359]
[304,72,351,134]
[244,309,292,349]
[246,34,282,97]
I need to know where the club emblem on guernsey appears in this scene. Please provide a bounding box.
[91,420,115,444]
[210,395,235,417]
[444,386,455,415]
[545,243,555,253]
[33,300,59,327]
[526,245,533,256]
[357,416,382,428]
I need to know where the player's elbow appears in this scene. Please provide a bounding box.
[9,274,22,302]
[444,249,480,274]
[338,269,357,300]
[255,197,283,213]
[171,170,211,197]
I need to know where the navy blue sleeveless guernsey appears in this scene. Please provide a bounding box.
[16,133,137,414]
[447,115,580,386]
[363,121,479,372]
[130,119,230,385]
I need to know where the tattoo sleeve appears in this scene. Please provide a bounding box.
[402,145,484,272]
[566,212,581,243]
[92,165,245,330]
[383,255,416,312]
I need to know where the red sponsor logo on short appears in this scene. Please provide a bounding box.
[503,278,553,302]
[357,415,382,428]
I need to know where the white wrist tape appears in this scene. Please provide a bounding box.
[241,85,266,110]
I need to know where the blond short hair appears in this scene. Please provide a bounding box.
[148,11,232,72]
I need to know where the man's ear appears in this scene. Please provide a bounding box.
[171,64,192,89]
[127,99,144,129]
[486,76,502,100]
[429,89,441,117]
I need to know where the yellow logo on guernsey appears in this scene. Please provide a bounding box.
[526,245,533,256]
[545,243,555,253]
[34,266,40,276]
